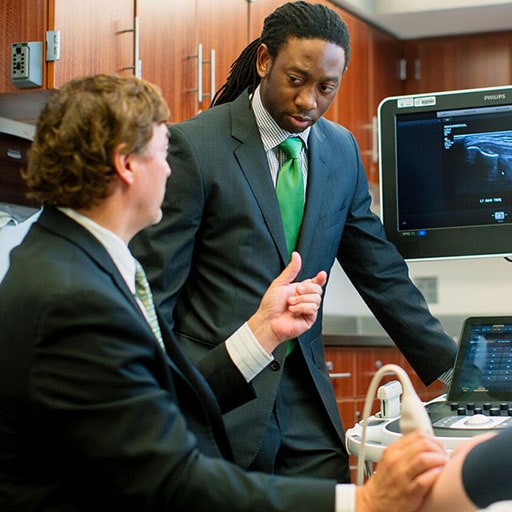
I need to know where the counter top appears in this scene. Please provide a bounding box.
[0,117,35,141]
[322,314,468,347]
[323,333,395,347]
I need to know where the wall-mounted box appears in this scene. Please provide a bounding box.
[11,42,43,88]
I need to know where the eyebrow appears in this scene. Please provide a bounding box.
[286,65,341,83]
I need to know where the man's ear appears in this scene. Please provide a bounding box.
[112,143,134,185]
[256,43,271,79]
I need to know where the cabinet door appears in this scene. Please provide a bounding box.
[403,31,512,94]
[324,346,356,435]
[337,11,372,178]
[247,0,284,42]
[48,0,134,89]
[137,0,196,122]
[0,0,46,93]
[367,27,403,183]
[196,0,249,112]
[138,0,249,123]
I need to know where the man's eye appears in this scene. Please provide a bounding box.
[320,84,336,93]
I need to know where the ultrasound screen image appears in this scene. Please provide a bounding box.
[395,107,512,231]
[448,132,512,193]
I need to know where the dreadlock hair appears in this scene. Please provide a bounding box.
[211,1,351,107]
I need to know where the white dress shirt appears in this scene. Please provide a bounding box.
[0,208,41,283]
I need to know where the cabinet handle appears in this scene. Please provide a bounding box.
[188,43,203,103]
[371,115,378,163]
[325,361,351,379]
[207,49,216,102]
[188,45,216,104]
[329,372,352,379]
[7,149,22,160]
[134,17,141,78]
[120,16,142,78]
[414,58,421,80]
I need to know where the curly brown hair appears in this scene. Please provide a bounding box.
[24,74,170,208]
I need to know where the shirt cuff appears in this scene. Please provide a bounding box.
[335,484,356,512]
[225,321,273,382]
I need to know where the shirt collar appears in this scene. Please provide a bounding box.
[251,85,310,152]
[58,207,137,294]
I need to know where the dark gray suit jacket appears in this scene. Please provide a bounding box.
[131,90,457,469]
[0,207,336,511]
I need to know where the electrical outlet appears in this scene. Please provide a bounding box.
[11,42,43,88]
[414,276,438,304]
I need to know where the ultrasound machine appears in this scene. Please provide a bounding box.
[346,316,512,483]
[347,84,512,483]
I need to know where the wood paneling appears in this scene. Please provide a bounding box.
[48,0,134,89]
[136,1,196,122]
[0,1,46,92]
[137,0,250,123]
[403,31,512,94]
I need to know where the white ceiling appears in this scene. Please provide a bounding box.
[332,0,512,39]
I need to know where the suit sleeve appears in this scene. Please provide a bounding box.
[28,282,335,512]
[336,131,457,385]
[177,329,257,414]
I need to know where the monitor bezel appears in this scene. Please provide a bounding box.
[379,85,512,261]
[448,316,512,403]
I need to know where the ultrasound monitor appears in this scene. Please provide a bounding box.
[379,85,512,260]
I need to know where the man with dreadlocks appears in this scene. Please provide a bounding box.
[131,0,457,483]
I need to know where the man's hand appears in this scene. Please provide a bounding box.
[247,252,327,353]
[356,432,449,512]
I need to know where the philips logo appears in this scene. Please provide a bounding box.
[484,93,506,101]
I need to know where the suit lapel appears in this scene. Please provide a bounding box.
[230,94,290,264]
[228,95,336,269]
[295,121,331,270]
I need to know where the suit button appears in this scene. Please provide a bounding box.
[269,360,281,371]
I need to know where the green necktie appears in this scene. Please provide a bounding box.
[134,260,165,350]
[276,138,304,356]
[276,137,305,259]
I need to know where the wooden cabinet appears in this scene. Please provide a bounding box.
[335,11,403,184]
[325,344,446,430]
[324,344,446,479]
[334,9,372,178]
[1,0,134,93]
[402,30,512,95]
[247,0,285,40]
[0,1,46,93]
[137,0,251,123]
[136,1,195,123]
[1,0,254,121]
[47,0,134,89]
[367,27,403,183]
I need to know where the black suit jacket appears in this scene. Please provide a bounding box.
[131,90,457,468]
[0,207,335,511]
